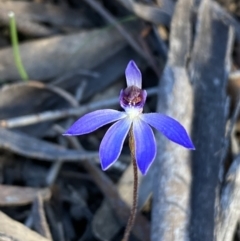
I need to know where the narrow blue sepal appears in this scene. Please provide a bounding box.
[64,109,127,136]
[141,113,195,149]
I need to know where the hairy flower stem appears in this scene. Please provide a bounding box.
[122,127,138,241]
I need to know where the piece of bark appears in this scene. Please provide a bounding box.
[0,127,99,162]
[0,27,128,81]
[216,156,240,241]
[151,0,193,240]
[188,0,233,240]
[0,211,50,241]
[0,185,51,206]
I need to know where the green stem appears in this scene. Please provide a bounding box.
[9,11,28,81]
[122,127,139,241]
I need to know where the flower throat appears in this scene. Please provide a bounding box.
[122,86,144,107]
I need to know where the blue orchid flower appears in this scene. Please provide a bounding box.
[64,60,195,175]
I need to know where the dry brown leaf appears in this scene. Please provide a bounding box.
[0,185,51,206]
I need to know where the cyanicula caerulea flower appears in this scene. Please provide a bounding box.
[64,61,195,175]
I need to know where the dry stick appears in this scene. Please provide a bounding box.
[52,70,99,86]
[31,195,53,241]
[19,81,79,107]
[122,127,138,241]
[45,82,87,186]
[83,0,142,58]
[0,96,118,128]
[83,0,158,75]
[0,87,158,128]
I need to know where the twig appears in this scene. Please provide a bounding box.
[32,195,53,241]
[0,127,100,162]
[44,206,65,241]
[20,81,79,107]
[83,0,155,70]
[44,82,87,186]
[45,158,63,186]
[75,81,87,102]
[51,71,99,86]
[0,87,158,128]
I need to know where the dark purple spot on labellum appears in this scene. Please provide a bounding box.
[121,86,144,107]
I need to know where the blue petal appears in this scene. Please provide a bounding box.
[133,119,156,175]
[141,113,195,149]
[100,118,132,170]
[64,109,127,135]
[125,60,142,88]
